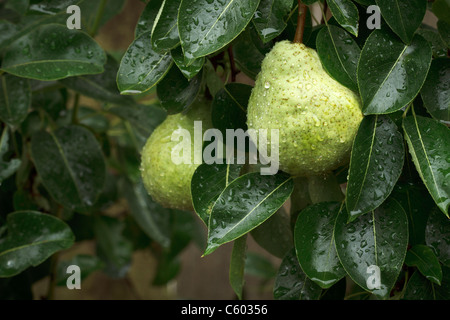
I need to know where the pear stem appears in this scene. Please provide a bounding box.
[293,1,308,44]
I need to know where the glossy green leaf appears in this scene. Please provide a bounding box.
[0,74,31,127]
[244,252,277,279]
[405,244,442,285]
[1,24,106,81]
[178,0,260,64]
[212,83,252,134]
[232,24,274,80]
[117,31,173,95]
[0,211,74,278]
[420,58,450,124]
[171,46,205,80]
[121,178,171,248]
[335,198,409,299]
[403,266,450,300]
[135,0,164,37]
[346,115,404,220]
[56,254,104,286]
[294,202,346,289]
[156,65,202,114]
[425,207,450,267]
[432,0,450,25]
[403,114,450,217]
[251,207,293,259]
[375,0,426,44]
[229,234,247,300]
[31,125,106,212]
[358,30,432,115]
[204,172,294,255]
[0,128,21,185]
[273,249,322,300]
[60,55,134,106]
[152,0,181,52]
[316,24,360,92]
[191,163,243,225]
[252,0,294,43]
[391,183,433,246]
[328,0,359,36]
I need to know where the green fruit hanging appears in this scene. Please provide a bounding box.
[141,97,212,211]
[247,40,363,177]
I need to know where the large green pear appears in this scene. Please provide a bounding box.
[247,40,363,177]
[141,97,212,211]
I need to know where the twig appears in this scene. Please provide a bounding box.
[293,1,308,44]
[228,46,237,82]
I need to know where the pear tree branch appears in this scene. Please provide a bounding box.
[293,1,308,43]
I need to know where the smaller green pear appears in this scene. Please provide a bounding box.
[141,97,212,211]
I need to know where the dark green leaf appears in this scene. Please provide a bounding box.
[252,0,294,43]
[0,129,21,184]
[251,207,293,259]
[391,183,433,246]
[405,244,442,285]
[375,0,426,43]
[438,20,450,47]
[31,125,106,212]
[60,55,134,106]
[56,254,104,286]
[178,0,260,64]
[244,252,277,279]
[1,24,106,81]
[335,198,409,299]
[121,178,171,248]
[204,172,294,255]
[212,83,252,134]
[5,0,29,15]
[403,114,450,217]
[294,202,346,289]
[191,163,243,225]
[273,248,322,300]
[78,0,126,35]
[107,104,166,150]
[93,216,133,278]
[417,26,448,58]
[432,0,450,25]
[307,171,344,204]
[0,20,20,50]
[135,0,164,38]
[0,74,31,127]
[327,0,359,36]
[0,211,74,278]
[229,235,247,300]
[316,25,360,92]
[28,0,82,14]
[346,115,404,220]
[156,65,202,114]
[425,208,450,267]
[117,31,173,95]
[171,46,205,80]
[358,30,432,115]
[232,24,274,80]
[420,58,450,124]
[404,266,450,300]
[151,0,181,52]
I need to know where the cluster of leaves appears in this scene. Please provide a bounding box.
[0,0,449,301]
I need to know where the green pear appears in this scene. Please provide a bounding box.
[247,40,363,177]
[141,97,212,211]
